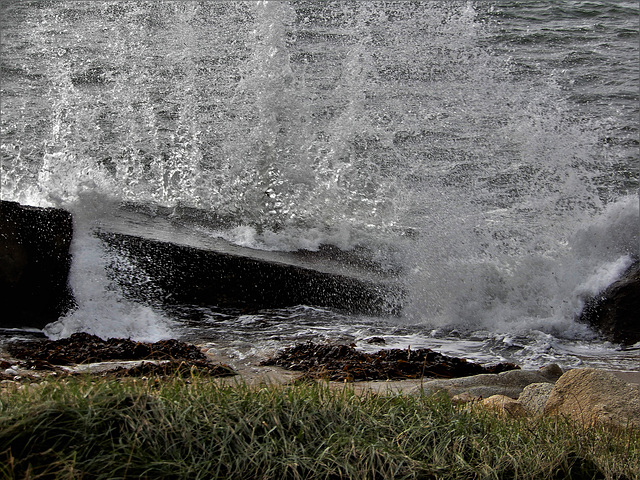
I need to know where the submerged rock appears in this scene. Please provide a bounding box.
[0,200,76,329]
[578,259,640,346]
[544,368,640,429]
[260,342,519,382]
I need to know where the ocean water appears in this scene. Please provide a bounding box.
[1,1,638,370]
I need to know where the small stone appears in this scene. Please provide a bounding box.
[451,392,481,405]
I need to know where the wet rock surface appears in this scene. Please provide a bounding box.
[3,332,235,379]
[260,342,519,382]
[6,332,206,365]
[97,230,401,316]
[0,200,75,329]
[578,258,640,346]
[107,360,235,379]
[95,206,403,316]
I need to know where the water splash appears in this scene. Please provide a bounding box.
[1,1,637,344]
[44,193,175,341]
[403,194,638,338]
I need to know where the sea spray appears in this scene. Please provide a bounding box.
[1,2,637,368]
[44,193,175,342]
[402,195,638,338]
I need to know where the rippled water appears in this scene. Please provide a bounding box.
[1,1,638,370]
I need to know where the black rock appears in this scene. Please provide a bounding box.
[7,332,207,364]
[5,333,236,378]
[261,342,519,382]
[95,206,403,315]
[579,258,640,346]
[0,200,76,329]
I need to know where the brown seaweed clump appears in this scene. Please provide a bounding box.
[6,332,207,365]
[4,332,235,379]
[107,360,236,379]
[261,342,519,382]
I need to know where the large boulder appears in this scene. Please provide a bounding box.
[413,364,563,399]
[543,368,640,429]
[578,259,640,346]
[0,200,75,329]
[95,207,403,315]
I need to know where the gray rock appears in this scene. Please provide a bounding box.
[518,382,555,416]
[538,363,564,381]
[413,365,562,399]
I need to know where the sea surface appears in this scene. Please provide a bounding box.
[1,1,638,371]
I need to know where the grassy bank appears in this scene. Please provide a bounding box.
[1,375,638,479]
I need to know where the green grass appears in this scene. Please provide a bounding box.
[0,375,638,479]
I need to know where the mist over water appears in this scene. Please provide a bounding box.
[1,1,638,367]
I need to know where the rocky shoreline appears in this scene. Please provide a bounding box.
[3,199,639,344]
[2,334,638,430]
[2,200,639,431]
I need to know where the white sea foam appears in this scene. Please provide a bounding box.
[43,196,175,342]
[402,195,639,339]
[195,223,363,252]
[571,194,639,261]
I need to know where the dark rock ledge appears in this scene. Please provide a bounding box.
[260,342,519,382]
[578,258,640,346]
[95,206,403,316]
[0,200,76,329]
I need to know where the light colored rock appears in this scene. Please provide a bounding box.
[481,395,528,418]
[543,368,640,428]
[451,392,482,405]
[518,382,554,416]
[413,365,562,399]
